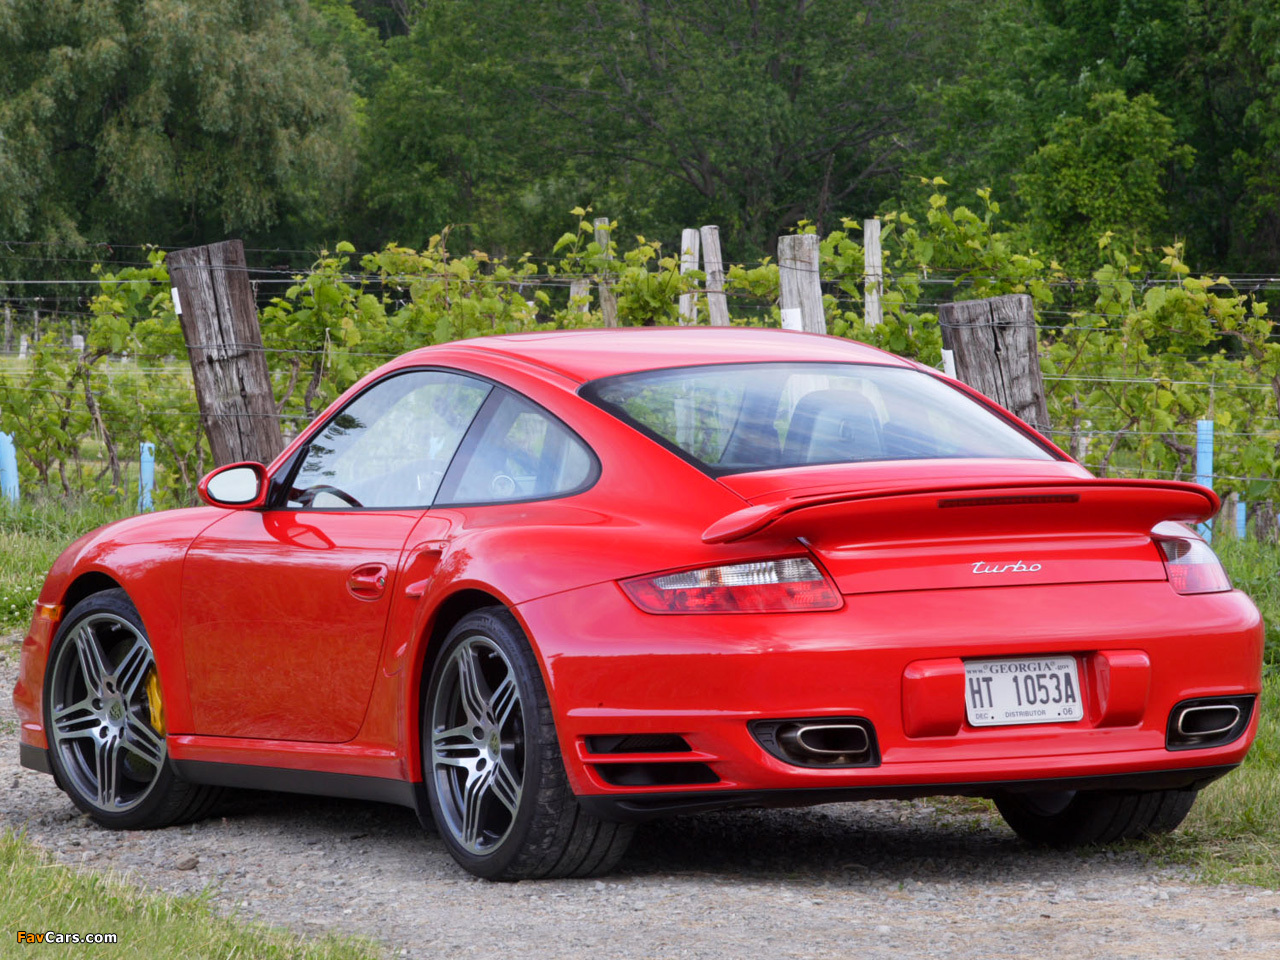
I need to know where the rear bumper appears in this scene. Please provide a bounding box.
[517,580,1264,801]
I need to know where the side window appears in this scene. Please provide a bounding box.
[436,390,595,505]
[288,371,491,509]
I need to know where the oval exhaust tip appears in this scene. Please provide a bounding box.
[1176,704,1241,739]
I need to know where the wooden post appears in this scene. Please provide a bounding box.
[863,218,883,328]
[777,234,825,333]
[3,303,11,352]
[938,294,1050,435]
[168,240,284,467]
[677,227,701,324]
[700,225,730,326]
[32,307,39,343]
[569,278,590,313]
[593,217,619,328]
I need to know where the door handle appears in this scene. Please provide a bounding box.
[347,563,390,601]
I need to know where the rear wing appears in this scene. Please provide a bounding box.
[701,479,1219,545]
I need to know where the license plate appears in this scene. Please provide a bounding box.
[964,656,1083,727]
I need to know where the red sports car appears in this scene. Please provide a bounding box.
[12,328,1264,879]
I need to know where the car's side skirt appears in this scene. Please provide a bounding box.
[576,764,1239,822]
[171,760,426,814]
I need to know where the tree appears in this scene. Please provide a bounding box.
[0,0,359,248]
[363,0,973,257]
[1019,92,1193,272]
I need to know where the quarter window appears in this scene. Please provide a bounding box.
[436,389,595,504]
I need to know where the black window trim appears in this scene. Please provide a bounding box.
[268,365,600,512]
[578,359,1064,478]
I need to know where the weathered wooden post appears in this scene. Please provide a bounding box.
[777,234,825,333]
[569,278,591,313]
[677,227,701,324]
[168,240,284,467]
[938,294,1050,435]
[863,218,883,328]
[700,225,731,326]
[3,303,11,352]
[593,217,619,328]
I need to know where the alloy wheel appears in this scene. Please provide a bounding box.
[429,636,524,855]
[47,613,166,813]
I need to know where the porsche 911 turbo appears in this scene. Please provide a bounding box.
[13,328,1264,879]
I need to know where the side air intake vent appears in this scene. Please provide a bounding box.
[593,762,719,787]
[585,734,692,755]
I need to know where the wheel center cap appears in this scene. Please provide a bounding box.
[488,732,501,756]
[106,700,125,723]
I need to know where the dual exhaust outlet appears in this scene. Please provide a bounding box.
[750,696,1254,768]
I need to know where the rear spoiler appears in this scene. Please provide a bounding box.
[701,479,1219,544]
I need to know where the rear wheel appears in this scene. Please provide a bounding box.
[994,787,1197,847]
[423,607,633,879]
[44,589,221,828]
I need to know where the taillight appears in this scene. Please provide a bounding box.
[1154,536,1231,595]
[621,557,842,614]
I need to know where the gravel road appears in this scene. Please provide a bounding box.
[4,635,1279,959]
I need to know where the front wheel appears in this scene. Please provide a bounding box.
[43,589,221,828]
[423,607,633,879]
[994,787,1197,848]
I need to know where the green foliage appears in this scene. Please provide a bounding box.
[360,0,975,256]
[4,191,1280,527]
[0,0,357,248]
[1020,92,1193,272]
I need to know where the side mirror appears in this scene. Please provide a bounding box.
[198,462,268,509]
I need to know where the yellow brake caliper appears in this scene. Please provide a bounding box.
[144,668,167,737]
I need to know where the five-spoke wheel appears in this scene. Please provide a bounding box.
[423,608,633,879]
[429,636,525,854]
[44,589,221,829]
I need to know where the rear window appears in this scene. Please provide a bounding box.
[582,362,1054,474]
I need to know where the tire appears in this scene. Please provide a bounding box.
[43,589,222,829]
[422,607,633,880]
[994,787,1198,848]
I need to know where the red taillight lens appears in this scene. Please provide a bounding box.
[1155,536,1232,595]
[620,558,842,614]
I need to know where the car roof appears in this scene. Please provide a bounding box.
[409,328,913,384]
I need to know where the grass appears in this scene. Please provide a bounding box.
[1216,536,1280,664]
[0,831,382,959]
[0,500,132,629]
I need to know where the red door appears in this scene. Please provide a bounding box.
[178,368,492,743]
[181,508,423,742]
